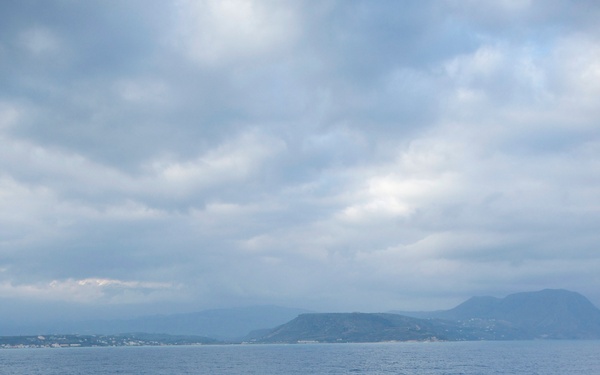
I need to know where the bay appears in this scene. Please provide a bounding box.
[1,340,599,374]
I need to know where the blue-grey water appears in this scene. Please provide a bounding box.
[1,341,599,374]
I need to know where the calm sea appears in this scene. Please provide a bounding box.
[1,341,599,374]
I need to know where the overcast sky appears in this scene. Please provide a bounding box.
[1,0,600,321]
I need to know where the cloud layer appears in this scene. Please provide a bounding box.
[1,0,600,317]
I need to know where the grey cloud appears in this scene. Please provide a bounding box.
[1,0,600,319]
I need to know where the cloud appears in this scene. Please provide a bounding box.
[1,0,600,318]
[0,278,178,304]
[172,0,300,65]
[147,130,286,197]
[18,27,64,57]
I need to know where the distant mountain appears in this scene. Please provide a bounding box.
[253,312,537,343]
[17,305,311,340]
[256,289,600,343]
[6,289,599,343]
[402,289,600,339]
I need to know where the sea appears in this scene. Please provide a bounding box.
[1,340,599,374]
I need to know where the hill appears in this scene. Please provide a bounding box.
[256,289,600,343]
[257,313,438,343]
[5,289,598,343]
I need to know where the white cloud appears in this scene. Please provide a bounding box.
[172,0,299,65]
[18,27,63,57]
[115,79,171,105]
[445,45,506,83]
[148,130,286,195]
[0,102,21,131]
[551,35,600,110]
[0,278,179,304]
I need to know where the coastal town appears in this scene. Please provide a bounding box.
[0,333,216,349]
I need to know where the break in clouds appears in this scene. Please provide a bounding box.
[1,0,600,319]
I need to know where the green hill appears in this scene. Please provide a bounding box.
[255,290,600,343]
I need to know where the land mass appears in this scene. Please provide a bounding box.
[2,289,600,346]
[2,305,311,340]
[253,289,600,343]
[0,333,218,349]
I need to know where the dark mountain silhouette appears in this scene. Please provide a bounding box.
[256,313,442,343]
[256,289,600,343]
[5,289,598,343]
[407,289,600,339]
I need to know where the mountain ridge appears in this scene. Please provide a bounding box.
[255,289,600,343]
[3,289,599,343]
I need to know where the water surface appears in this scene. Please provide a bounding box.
[1,340,599,374]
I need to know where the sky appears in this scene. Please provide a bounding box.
[1,0,600,323]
